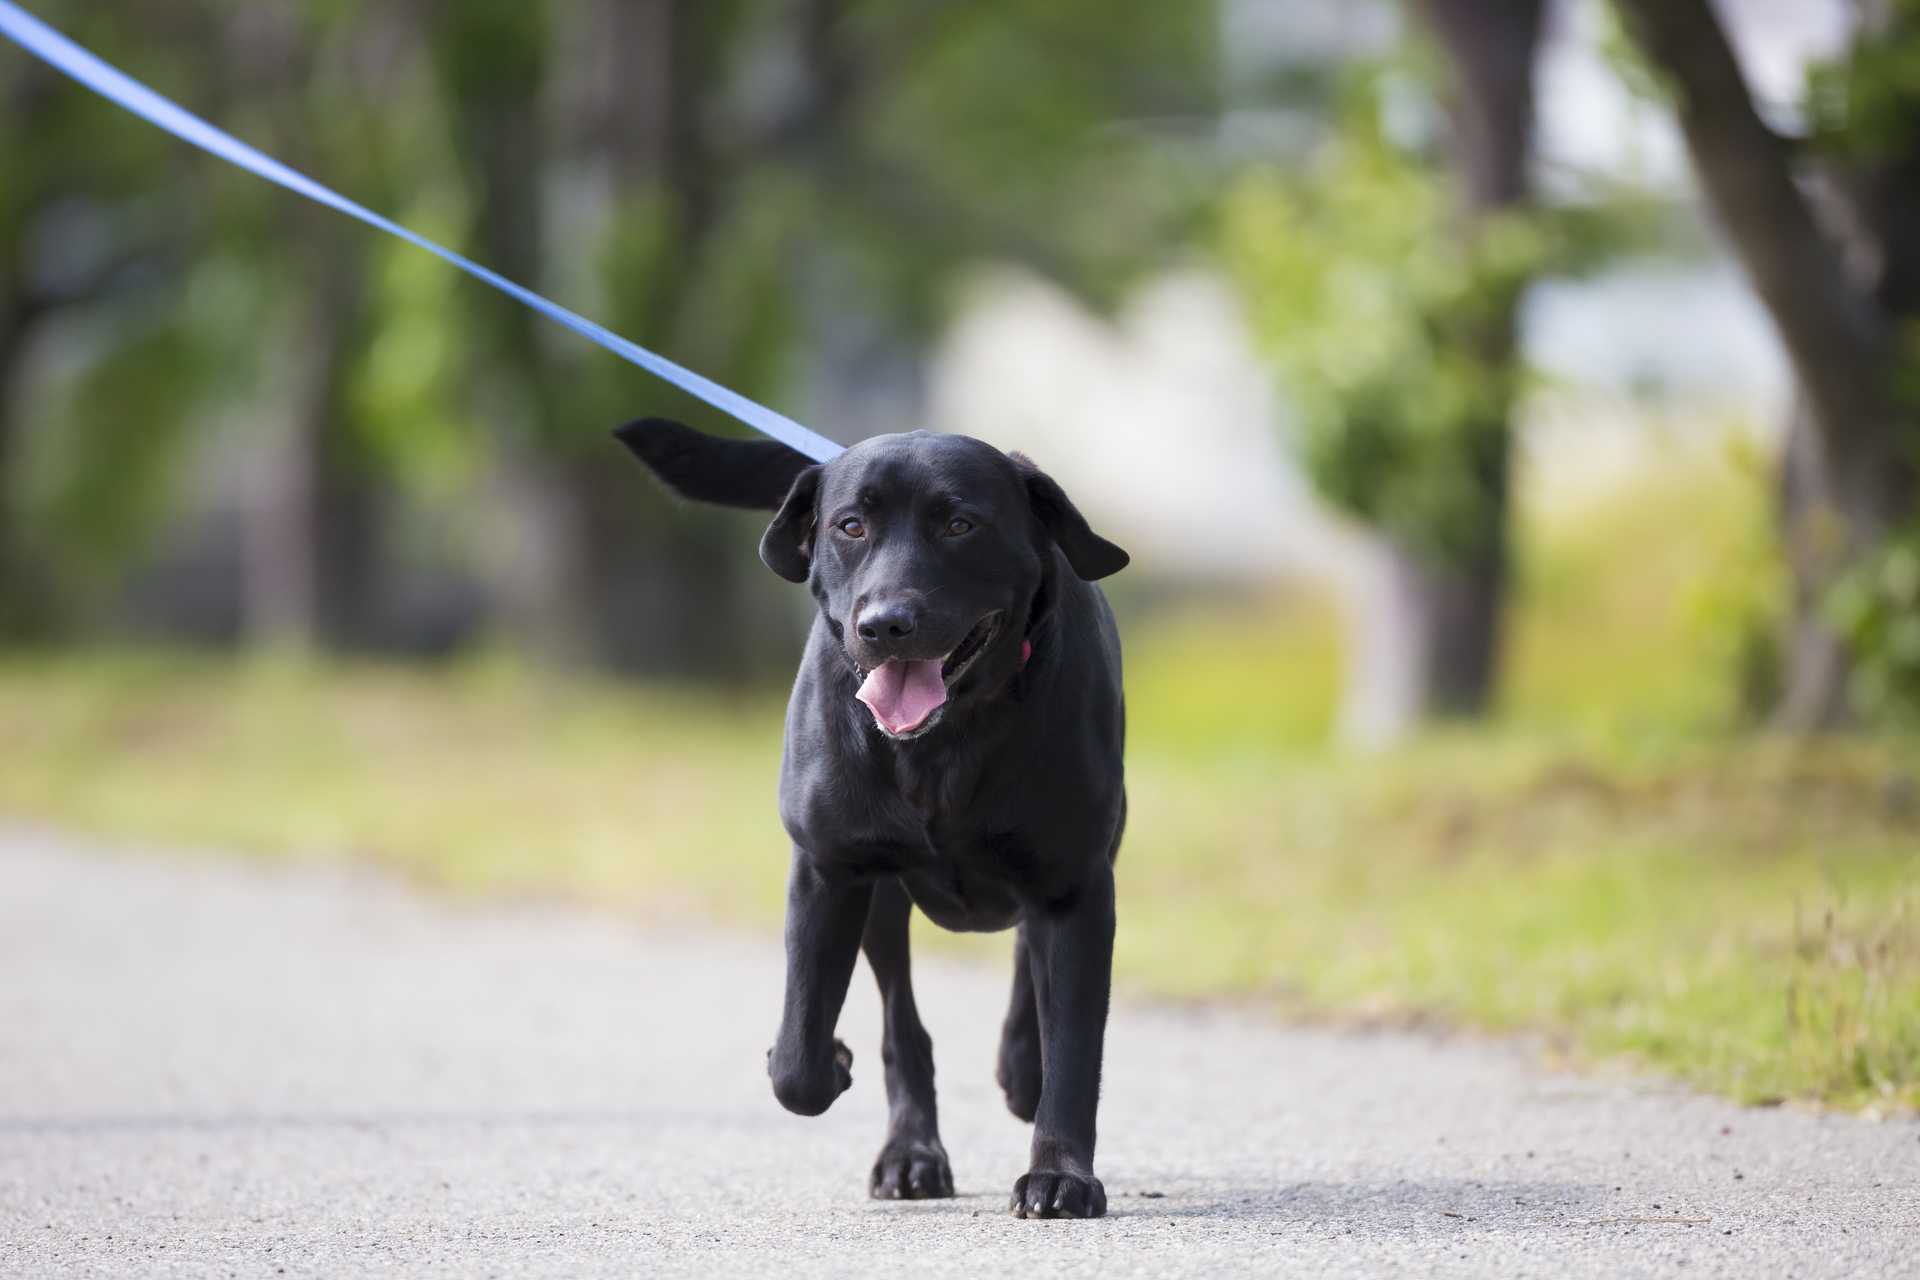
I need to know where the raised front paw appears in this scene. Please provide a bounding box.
[767,1038,853,1116]
[1009,1168,1106,1219]
[869,1136,955,1200]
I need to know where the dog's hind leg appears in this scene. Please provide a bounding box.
[995,924,1043,1123]
[861,879,955,1199]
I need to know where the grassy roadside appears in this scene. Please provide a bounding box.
[2,644,1915,1113]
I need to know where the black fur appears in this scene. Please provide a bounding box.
[615,419,1128,1220]
[613,417,816,511]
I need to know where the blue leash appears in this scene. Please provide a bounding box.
[0,0,845,464]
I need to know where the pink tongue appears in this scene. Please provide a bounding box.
[856,659,948,735]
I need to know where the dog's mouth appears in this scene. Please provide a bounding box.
[940,611,1003,682]
[855,612,1005,738]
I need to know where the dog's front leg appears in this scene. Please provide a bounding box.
[767,848,872,1117]
[1011,861,1115,1219]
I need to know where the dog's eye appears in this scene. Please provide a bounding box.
[945,518,973,537]
[837,517,866,539]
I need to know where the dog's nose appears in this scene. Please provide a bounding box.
[856,602,918,644]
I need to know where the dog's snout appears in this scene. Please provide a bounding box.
[855,601,918,645]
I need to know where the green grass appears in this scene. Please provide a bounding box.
[1504,431,1784,736]
[1122,735,1920,1108]
[2,444,1916,1111]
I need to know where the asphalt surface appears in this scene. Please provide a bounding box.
[1,827,1915,1278]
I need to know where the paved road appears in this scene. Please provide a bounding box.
[0,828,1914,1278]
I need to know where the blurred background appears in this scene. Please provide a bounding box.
[1,0,1915,1109]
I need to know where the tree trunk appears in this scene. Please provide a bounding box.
[1337,0,1542,741]
[1341,535,1507,746]
[1615,0,1919,730]
[1775,397,1852,725]
[530,0,787,678]
[0,288,22,638]
[0,283,57,641]
[1415,0,1546,210]
[240,395,318,653]
[239,221,363,653]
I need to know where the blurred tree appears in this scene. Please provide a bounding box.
[225,4,372,654]
[1615,0,1920,727]
[537,0,805,678]
[1398,0,1546,719]
[1222,1,1548,740]
[446,0,1218,675]
[0,3,253,640]
[2,0,1217,675]
[3,1,439,651]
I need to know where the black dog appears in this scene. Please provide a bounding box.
[615,418,1128,1219]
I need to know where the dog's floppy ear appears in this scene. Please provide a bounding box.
[1011,452,1129,581]
[759,465,822,583]
[612,417,814,511]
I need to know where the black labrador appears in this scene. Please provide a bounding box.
[614,418,1128,1220]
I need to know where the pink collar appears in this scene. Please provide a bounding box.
[1020,639,1032,667]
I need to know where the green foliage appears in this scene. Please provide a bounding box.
[1805,0,1920,162]
[23,315,210,590]
[1217,78,1543,565]
[1122,592,1341,756]
[1594,0,1674,109]
[770,0,1222,335]
[1683,437,1790,719]
[1508,434,1787,734]
[430,0,549,106]
[348,211,479,497]
[2,0,1222,627]
[1219,54,1683,570]
[1796,5,1920,727]
[2,4,235,613]
[1830,523,1920,726]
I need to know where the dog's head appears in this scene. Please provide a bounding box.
[764,431,1126,738]
[617,421,1125,739]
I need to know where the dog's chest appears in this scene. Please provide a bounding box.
[898,850,1026,932]
[885,818,1038,931]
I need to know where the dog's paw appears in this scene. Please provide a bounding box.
[767,1039,854,1116]
[1009,1169,1106,1219]
[869,1136,955,1200]
[832,1037,854,1085]
[995,1034,1041,1123]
